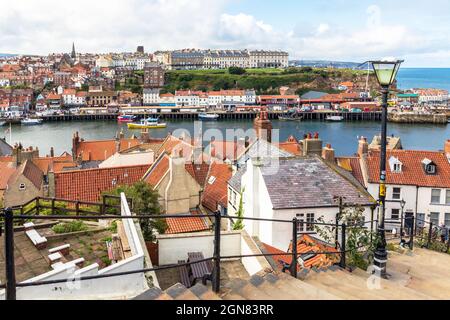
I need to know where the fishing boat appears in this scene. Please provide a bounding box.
[198,113,219,121]
[127,118,167,129]
[117,114,137,123]
[279,111,303,121]
[326,115,344,122]
[21,118,43,125]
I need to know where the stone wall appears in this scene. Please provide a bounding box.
[388,113,448,124]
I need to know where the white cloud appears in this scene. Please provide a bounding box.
[0,1,448,66]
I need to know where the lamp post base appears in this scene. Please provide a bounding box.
[373,250,389,279]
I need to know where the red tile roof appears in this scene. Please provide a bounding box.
[185,162,210,188]
[32,155,74,174]
[54,165,149,202]
[277,136,302,156]
[367,150,450,188]
[143,154,170,188]
[202,162,232,212]
[76,138,140,161]
[165,209,210,234]
[336,157,365,187]
[0,162,16,190]
[262,235,338,272]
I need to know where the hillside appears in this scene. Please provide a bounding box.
[162,67,379,95]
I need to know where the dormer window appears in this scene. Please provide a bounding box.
[19,183,26,191]
[389,156,403,173]
[422,158,436,175]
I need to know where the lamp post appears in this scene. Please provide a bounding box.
[370,59,403,278]
[400,199,406,242]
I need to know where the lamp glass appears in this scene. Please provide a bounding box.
[371,61,402,86]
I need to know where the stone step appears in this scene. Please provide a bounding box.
[276,272,341,300]
[304,271,383,300]
[223,278,274,300]
[248,274,304,300]
[189,283,222,300]
[165,283,199,300]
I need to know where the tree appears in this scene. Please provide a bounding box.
[104,181,167,242]
[228,66,246,75]
[232,188,245,231]
[314,206,378,270]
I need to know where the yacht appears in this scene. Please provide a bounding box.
[326,115,344,122]
[21,118,43,125]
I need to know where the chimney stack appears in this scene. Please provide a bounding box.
[72,132,80,162]
[445,139,450,155]
[302,133,322,156]
[50,147,54,157]
[322,143,335,163]
[358,136,369,157]
[253,108,272,143]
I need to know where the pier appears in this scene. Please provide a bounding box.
[36,111,383,122]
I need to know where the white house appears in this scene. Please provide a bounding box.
[229,156,374,251]
[175,90,201,106]
[143,88,160,105]
[363,139,450,229]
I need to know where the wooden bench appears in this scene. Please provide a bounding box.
[116,221,132,259]
[49,244,71,256]
[178,260,192,288]
[25,229,47,249]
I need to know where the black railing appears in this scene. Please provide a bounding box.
[0,198,377,300]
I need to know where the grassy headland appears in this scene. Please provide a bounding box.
[161,67,374,95]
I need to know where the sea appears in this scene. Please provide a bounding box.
[397,68,450,91]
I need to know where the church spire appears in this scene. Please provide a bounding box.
[71,42,76,59]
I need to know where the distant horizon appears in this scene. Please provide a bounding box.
[0,52,449,69]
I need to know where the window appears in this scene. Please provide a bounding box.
[425,164,436,174]
[296,214,304,233]
[393,163,402,172]
[446,190,450,205]
[306,213,315,232]
[430,212,440,226]
[19,183,26,191]
[391,209,400,220]
[445,213,450,228]
[392,187,401,200]
[431,189,441,204]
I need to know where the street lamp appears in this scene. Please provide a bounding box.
[370,58,404,278]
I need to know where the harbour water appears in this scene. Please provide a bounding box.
[3,119,449,157]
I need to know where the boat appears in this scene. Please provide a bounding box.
[198,113,219,121]
[326,115,344,122]
[127,118,167,129]
[0,121,5,127]
[117,115,137,123]
[21,118,43,125]
[279,111,303,121]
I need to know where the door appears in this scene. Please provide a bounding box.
[405,212,414,235]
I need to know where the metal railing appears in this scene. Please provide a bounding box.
[0,198,376,300]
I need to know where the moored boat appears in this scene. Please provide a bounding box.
[21,118,43,125]
[198,113,219,121]
[326,115,344,122]
[0,121,5,127]
[127,118,167,129]
[117,115,137,123]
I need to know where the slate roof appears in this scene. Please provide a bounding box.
[237,139,293,166]
[228,164,246,192]
[260,157,374,210]
[300,91,328,100]
[0,138,13,156]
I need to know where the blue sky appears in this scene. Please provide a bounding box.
[1,0,449,67]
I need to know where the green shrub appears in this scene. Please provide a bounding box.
[52,221,88,234]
